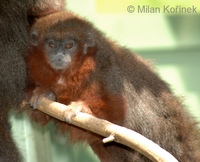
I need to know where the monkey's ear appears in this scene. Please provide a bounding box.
[83,32,97,55]
[30,31,39,46]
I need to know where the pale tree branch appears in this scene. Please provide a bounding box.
[22,97,178,162]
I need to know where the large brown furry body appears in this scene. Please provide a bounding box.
[0,1,65,161]
[27,11,200,162]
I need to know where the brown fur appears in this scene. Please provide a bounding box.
[26,11,200,162]
[0,1,65,161]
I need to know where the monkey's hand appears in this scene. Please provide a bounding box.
[63,101,92,123]
[30,87,56,109]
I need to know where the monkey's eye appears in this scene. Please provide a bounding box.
[65,42,74,49]
[49,43,56,49]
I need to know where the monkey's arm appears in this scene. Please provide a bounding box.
[25,86,56,125]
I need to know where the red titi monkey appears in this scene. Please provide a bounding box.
[26,11,200,162]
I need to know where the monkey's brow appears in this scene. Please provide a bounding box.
[45,32,77,41]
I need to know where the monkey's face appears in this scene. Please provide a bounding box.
[45,38,78,70]
[30,12,97,71]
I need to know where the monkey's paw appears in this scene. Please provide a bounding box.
[63,101,92,123]
[30,87,56,109]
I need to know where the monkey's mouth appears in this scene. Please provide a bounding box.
[51,60,71,70]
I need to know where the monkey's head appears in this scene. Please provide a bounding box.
[29,11,97,71]
[30,30,79,70]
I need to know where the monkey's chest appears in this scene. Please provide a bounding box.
[57,77,66,86]
[53,76,84,103]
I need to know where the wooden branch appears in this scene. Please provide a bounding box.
[24,97,178,162]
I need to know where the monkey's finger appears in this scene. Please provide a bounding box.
[45,91,56,101]
[63,102,83,123]
[30,95,42,109]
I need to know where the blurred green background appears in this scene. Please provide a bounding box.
[11,0,200,162]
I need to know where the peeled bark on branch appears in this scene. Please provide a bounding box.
[23,97,178,162]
